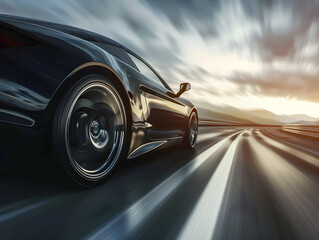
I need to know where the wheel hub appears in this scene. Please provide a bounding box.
[89,117,109,150]
[91,121,100,135]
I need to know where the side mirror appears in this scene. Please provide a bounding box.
[180,83,191,92]
[167,83,191,98]
[176,83,191,97]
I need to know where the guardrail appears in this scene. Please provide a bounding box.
[199,118,253,126]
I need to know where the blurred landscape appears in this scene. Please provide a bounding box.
[198,105,319,125]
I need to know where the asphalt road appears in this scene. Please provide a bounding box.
[1,126,319,240]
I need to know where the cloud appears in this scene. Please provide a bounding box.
[230,70,319,102]
[245,0,319,60]
[144,0,221,39]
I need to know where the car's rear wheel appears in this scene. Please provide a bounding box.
[183,111,198,149]
[53,75,128,187]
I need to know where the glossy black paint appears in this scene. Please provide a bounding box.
[0,14,196,165]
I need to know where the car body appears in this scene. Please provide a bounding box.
[0,14,198,186]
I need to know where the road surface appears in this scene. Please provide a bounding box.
[1,126,319,240]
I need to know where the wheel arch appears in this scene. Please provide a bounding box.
[190,107,198,118]
[47,62,133,129]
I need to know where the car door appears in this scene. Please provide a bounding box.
[128,53,188,140]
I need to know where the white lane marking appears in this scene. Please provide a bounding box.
[88,131,243,240]
[197,130,235,143]
[177,132,244,240]
[0,198,53,223]
[249,136,319,239]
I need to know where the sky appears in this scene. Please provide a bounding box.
[1,0,319,118]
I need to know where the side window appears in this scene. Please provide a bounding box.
[128,53,165,87]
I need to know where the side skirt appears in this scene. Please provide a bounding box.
[128,140,167,159]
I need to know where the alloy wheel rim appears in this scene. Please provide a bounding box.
[65,82,125,180]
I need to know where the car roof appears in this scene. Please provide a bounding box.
[0,14,132,52]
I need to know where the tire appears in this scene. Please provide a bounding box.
[183,111,198,149]
[52,75,128,187]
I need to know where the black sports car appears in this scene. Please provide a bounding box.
[0,15,198,186]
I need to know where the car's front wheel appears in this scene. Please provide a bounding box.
[53,75,128,187]
[183,111,198,149]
